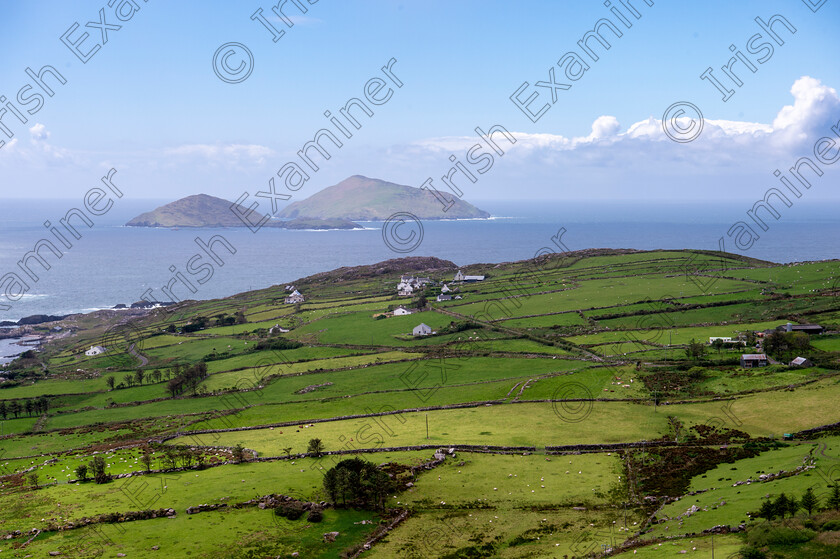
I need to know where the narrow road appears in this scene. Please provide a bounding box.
[128,343,149,366]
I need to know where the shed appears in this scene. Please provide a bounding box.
[789,356,813,367]
[740,354,767,368]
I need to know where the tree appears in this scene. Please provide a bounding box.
[0,400,6,420]
[684,339,706,360]
[140,452,153,473]
[179,448,194,468]
[134,369,145,386]
[307,438,325,457]
[282,447,293,458]
[152,369,162,383]
[786,493,800,517]
[194,450,206,469]
[773,493,797,518]
[800,487,818,516]
[161,449,177,470]
[827,483,840,511]
[323,458,394,510]
[756,498,776,521]
[123,373,134,388]
[89,455,110,484]
[74,464,88,481]
[37,396,49,414]
[711,338,725,355]
[9,400,21,418]
[105,376,115,390]
[26,472,39,489]
[231,443,246,463]
[24,399,33,417]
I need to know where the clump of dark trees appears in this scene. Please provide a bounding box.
[762,330,811,362]
[165,362,209,397]
[0,396,49,419]
[323,458,394,510]
[753,485,840,521]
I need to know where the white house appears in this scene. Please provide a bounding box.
[284,290,305,304]
[269,324,290,334]
[397,282,414,297]
[440,283,451,293]
[413,323,432,336]
[790,356,813,367]
[393,306,414,316]
[85,346,106,356]
[436,294,452,302]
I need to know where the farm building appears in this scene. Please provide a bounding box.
[413,323,432,336]
[284,290,305,304]
[393,306,414,316]
[785,323,824,335]
[740,354,768,368]
[440,283,451,293]
[789,356,813,367]
[709,336,745,346]
[436,294,452,302]
[85,346,106,356]
[453,270,485,282]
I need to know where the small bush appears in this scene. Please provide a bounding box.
[274,503,305,520]
[821,519,840,531]
[307,510,323,522]
[739,546,766,559]
[747,524,815,546]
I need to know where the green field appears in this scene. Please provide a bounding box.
[2,249,839,557]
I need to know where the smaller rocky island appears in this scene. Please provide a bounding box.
[125,194,362,230]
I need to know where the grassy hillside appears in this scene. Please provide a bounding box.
[2,249,840,558]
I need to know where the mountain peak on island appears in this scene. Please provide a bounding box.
[126,194,258,228]
[125,195,361,229]
[277,175,490,220]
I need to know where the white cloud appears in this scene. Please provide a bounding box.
[165,144,274,164]
[29,123,50,141]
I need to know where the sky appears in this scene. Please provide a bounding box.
[0,0,838,204]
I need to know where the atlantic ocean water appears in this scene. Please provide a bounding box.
[1,198,838,323]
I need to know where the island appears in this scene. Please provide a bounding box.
[277,175,491,220]
[125,194,362,229]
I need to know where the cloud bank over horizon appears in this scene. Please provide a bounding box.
[2,76,838,202]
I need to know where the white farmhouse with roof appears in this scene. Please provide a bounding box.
[85,346,106,356]
[393,306,414,316]
[413,323,432,336]
[284,290,305,304]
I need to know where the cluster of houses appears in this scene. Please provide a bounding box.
[739,354,813,368]
[396,270,484,299]
[397,275,432,297]
[736,321,824,368]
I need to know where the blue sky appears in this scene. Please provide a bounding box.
[1,0,838,202]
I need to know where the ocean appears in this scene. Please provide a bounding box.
[1,198,839,324]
